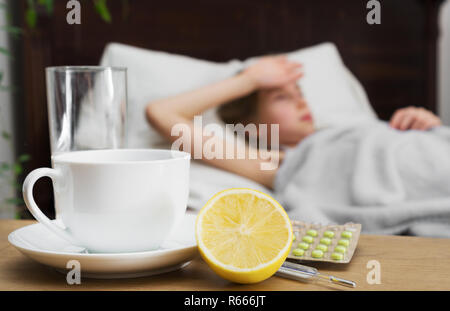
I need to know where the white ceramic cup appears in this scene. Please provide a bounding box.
[22,149,190,253]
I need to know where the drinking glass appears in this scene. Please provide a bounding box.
[46,66,127,219]
[46,66,127,155]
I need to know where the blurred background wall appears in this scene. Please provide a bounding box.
[439,0,450,125]
[0,5,15,218]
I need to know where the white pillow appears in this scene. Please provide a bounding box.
[289,43,377,128]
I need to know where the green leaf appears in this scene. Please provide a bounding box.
[6,11,12,25]
[25,7,37,28]
[18,154,31,163]
[12,163,22,175]
[1,25,23,38]
[0,47,10,57]
[0,85,12,92]
[0,162,10,171]
[94,0,112,23]
[1,130,11,140]
[5,197,24,206]
[0,71,3,83]
[38,0,54,14]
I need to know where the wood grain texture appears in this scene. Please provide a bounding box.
[2,220,450,291]
[12,0,444,216]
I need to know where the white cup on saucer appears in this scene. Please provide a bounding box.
[22,149,190,253]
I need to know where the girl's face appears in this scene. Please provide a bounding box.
[256,83,315,147]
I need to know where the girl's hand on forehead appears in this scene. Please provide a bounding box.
[389,106,442,131]
[243,55,303,90]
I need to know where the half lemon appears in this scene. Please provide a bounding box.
[195,188,293,284]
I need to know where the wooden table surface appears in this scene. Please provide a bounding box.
[1,219,450,291]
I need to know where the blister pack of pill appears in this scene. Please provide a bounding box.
[287,221,362,263]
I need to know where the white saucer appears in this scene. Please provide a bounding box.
[8,212,199,279]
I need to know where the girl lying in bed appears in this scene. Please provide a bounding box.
[146,56,442,189]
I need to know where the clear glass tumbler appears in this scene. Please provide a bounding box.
[46,66,127,155]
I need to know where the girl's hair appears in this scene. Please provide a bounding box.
[217,91,259,125]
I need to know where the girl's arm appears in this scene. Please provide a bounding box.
[146,72,257,138]
[145,56,302,188]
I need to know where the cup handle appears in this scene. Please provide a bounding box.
[23,167,80,246]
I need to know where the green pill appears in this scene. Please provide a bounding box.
[338,239,350,247]
[311,250,324,258]
[323,230,335,238]
[320,237,332,245]
[334,245,346,253]
[315,244,328,252]
[341,231,353,239]
[298,242,310,250]
[306,229,318,237]
[302,235,314,243]
[331,252,344,260]
[292,248,305,257]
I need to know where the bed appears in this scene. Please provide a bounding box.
[12,0,445,217]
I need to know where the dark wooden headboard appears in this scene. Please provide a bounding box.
[11,0,444,217]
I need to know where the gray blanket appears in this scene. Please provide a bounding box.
[274,121,450,238]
